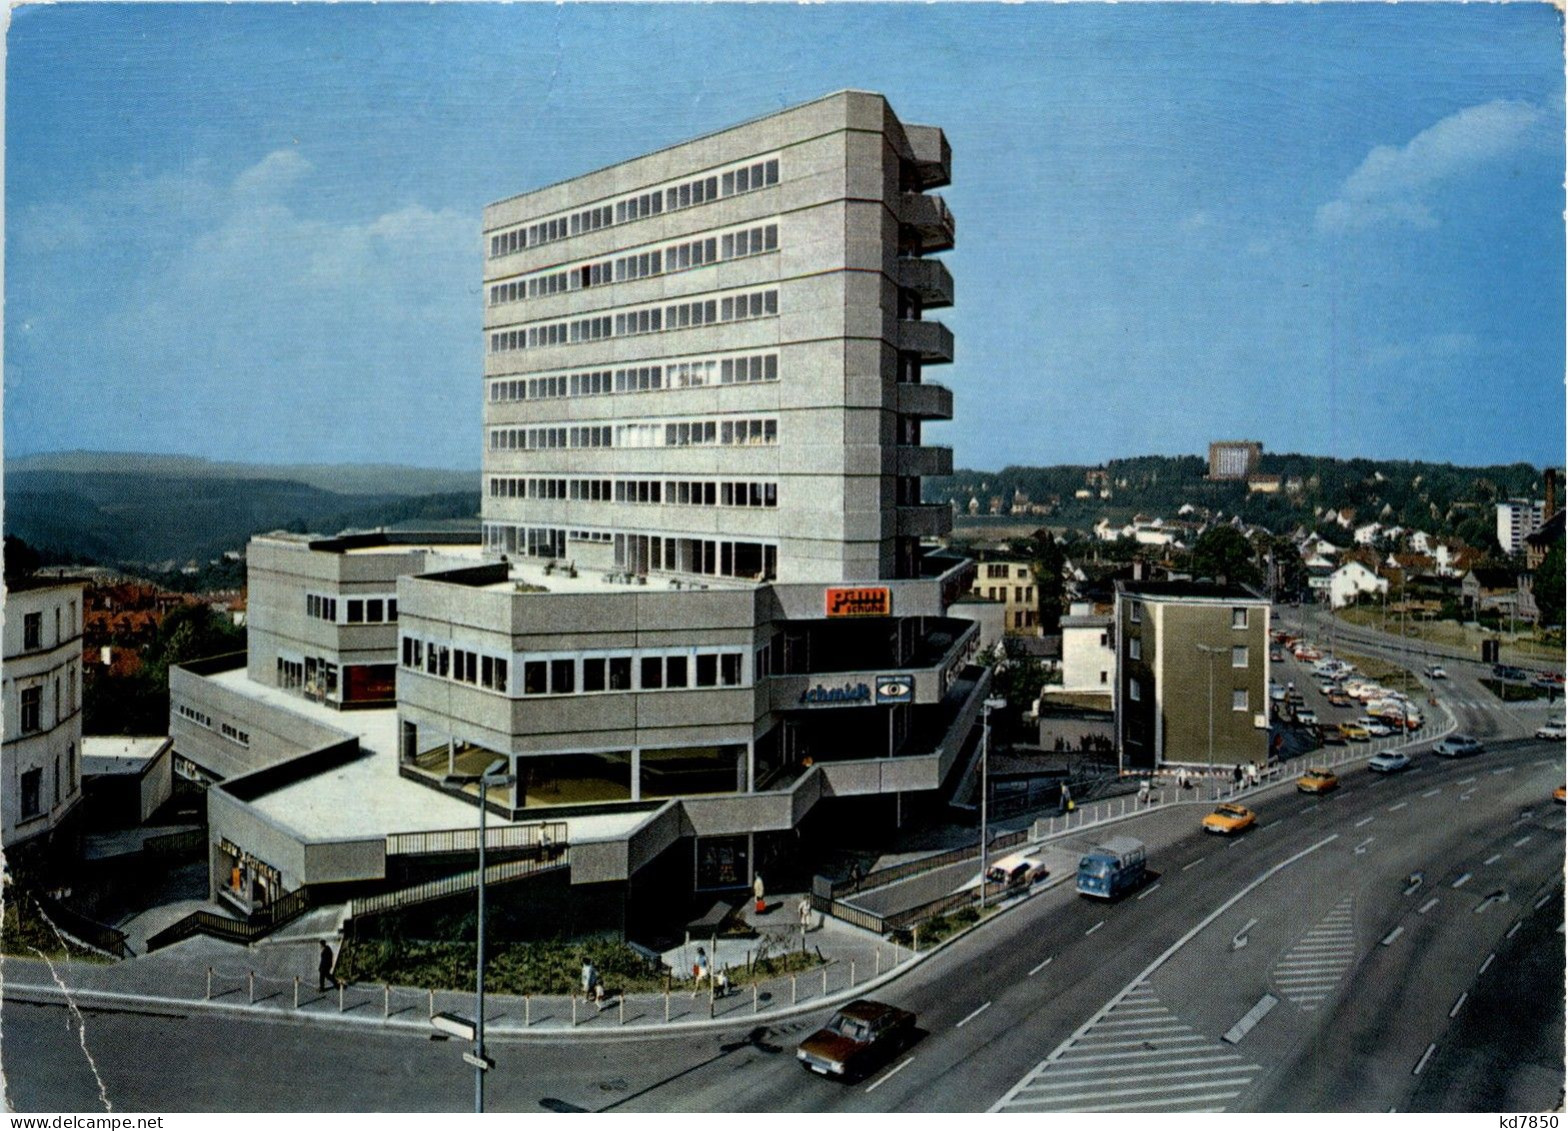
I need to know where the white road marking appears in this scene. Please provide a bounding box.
[1535,893,1553,910]
[1354,837,1375,854]
[1535,759,1557,768]
[1389,802,1408,811]
[956,1001,991,1028]
[1182,857,1207,872]
[1086,921,1105,936]
[1449,992,1468,1018]
[1484,854,1502,865]
[1452,873,1471,889]
[1479,953,1496,974]
[1413,1044,1437,1076]
[1460,790,1476,800]
[1515,835,1534,848]
[1422,789,1441,798]
[1355,817,1375,828]
[1028,956,1054,977]
[1380,927,1404,946]
[865,1056,913,1093]
[1258,821,1280,831]
[1137,882,1162,901]
[1507,921,1523,939]
[1457,776,1477,785]
[1418,898,1439,915]
[1493,767,1516,775]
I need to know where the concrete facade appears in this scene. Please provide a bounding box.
[1059,603,1115,693]
[970,560,1039,634]
[1114,581,1271,770]
[480,90,954,585]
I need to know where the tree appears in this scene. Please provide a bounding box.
[1535,541,1565,628]
[1030,531,1067,633]
[1266,535,1309,601]
[1190,526,1261,587]
[4,535,40,582]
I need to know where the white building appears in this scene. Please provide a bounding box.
[1497,499,1546,555]
[1059,602,1115,693]
[1328,561,1388,609]
[3,574,87,864]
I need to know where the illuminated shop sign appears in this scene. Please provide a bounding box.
[799,682,872,706]
[875,675,914,704]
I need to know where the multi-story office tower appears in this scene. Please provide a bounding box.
[174,93,987,929]
[3,575,87,868]
[1497,498,1545,555]
[480,90,954,583]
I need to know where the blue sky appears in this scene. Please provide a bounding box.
[7,3,1563,472]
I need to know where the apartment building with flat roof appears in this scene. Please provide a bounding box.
[173,92,989,936]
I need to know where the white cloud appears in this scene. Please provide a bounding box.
[1316,100,1547,233]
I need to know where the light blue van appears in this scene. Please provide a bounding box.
[1076,836,1147,899]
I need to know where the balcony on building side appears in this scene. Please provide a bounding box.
[899,192,955,254]
[897,319,954,364]
[905,125,952,189]
[897,503,953,539]
[895,445,953,478]
[895,381,953,421]
[895,257,954,309]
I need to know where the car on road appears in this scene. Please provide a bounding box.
[1356,717,1394,738]
[1433,734,1484,758]
[1270,650,1285,663]
[986,852,1049,889]
[1339,723,1370,743]
[1536,721,1566,740]
[797,1000,917,1080]
[1297,768,1340,794]
[1318,682,1339,695]
[1555,785,1566,804]
[1319,725,1346,746]
[1368,751,1412,774]
[1297,709,1319,725]
[1327,693,1355,708]
[1077,837,1148,899]
[1202,803,1257,835]
[1424,665,1447,680]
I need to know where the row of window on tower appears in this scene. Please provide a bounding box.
[488,476,778,509]
[488,289,779,354]
[488,225,779,305]
[488,416,777,451]
[488,158,780,258]
[401,635,748,696]
[487,353,778,405]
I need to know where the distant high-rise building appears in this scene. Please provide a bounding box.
[1208,441,1262,481]
[1497,498,1546,555]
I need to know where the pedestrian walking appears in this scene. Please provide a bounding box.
[318,940,337,991]
[691,946,709,997]
[797,894,813,934]
[1137,779,1150,805]
[714,966,730,998]
[1233,763,1243,786]
[581,957,597,999]
[753,871,766,914]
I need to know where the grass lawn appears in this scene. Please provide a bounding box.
[1,891,109,962]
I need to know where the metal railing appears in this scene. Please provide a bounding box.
[31,891,134,959]
[385,821,569,857]
[145,887,312,953]
[347,851,568,921]
[143,828,205,858]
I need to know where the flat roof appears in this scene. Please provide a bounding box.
[1117,580,1267,602]
[208,669,646,844]
[470,558,759,597]
[82,735,169,775]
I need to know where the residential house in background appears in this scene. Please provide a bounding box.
[971,560,1040,635]
[1328,560,1388,609]
[1058,601,1115,695]
[1114,581,1270,771]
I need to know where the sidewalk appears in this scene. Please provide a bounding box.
[3,889,916,1041]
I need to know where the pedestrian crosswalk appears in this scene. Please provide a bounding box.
[990,983,1262,1112]
[1271,897,1357,1011]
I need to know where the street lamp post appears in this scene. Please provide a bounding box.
[443,757,515,1114]
[1195,644,1223,785]
[978,696,1008,909]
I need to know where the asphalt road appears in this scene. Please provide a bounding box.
[10,734,1561,1113]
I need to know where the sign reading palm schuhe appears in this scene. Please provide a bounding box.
[825,586,891,617]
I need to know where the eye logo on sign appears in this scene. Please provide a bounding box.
[875,675,914,704]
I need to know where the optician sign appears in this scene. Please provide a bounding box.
[875,674,914,703]
[825,586,891,617]
[800,682,872,706]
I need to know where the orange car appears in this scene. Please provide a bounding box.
[1554,785,1565,804]
[1202,803,1257,835]
[1297,769,1340,795]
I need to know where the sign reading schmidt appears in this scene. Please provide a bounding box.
[825,586,891,617]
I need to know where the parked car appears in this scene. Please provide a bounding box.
[1433,734,1484,758]
[797,1000,917,1079]
[1327,693,1355,708]
[1339,723,1370,743]
[1270,650,1285,663]
[1424,665,1447,680]
[1297,709,1319,725]
[1202,803,1257,835]
[1297,768,1340,794]
[1356,718,1394,738]
[1319,725,1347,746]
[1555,785,1565,804]
[1368,751,1412,774]
[1535,721,1566,740]
[986,852,1048,889]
